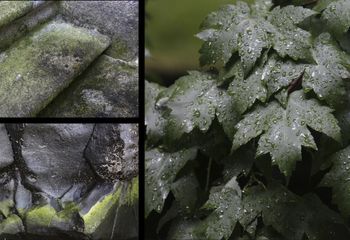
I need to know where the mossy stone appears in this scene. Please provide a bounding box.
[0,20,110,117]
[25,204,82,234]
[0,214,24,235]
[0,1,33,29]
[39,55,138,118]
[82,186,122,235]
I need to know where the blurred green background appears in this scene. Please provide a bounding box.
[146,0,242,83]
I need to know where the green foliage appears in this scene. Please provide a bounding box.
[145,0,350,239]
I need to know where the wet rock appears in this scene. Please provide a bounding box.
[0,214,24,235]
[39,55,139,118]
[0,124,14,169]
[0,124,139,239]
[25,203,84,236]
[80,179,138,240]
[0,173,15,218]
[85,124,139,181]
[0,20,110,117]
[14,171,32,217]
[21,124,96,199]
[60,1,138,61]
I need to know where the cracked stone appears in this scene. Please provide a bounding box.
[21,124,96,199]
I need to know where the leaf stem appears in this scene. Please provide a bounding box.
[205,158,212,192]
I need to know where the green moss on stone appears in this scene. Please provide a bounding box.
[0,214,24,234]
[106,38,130,60]
[0,20,110,117]
[25,203,81,233]
[125,177,139,206]
[0,1,33,29]
[83,187,122,234]
[0,199,14,218]
[25,205,56,228]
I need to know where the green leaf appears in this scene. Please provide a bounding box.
[167,219,198,240]
[171,172,199,214]
[268,5,316,61]
[242,183,350,240]
[321,0,350,36]
[160,71,238,141]
[303,33,350,108]
[145,80,166,144]
[197,2,251,68]
[193,177,242,240]
[232,90,340,176]
[228,63,267,114]
[313,0,334,12]
[145,148,197,217]
[262,55,305,99]
[198,2,316,72]
[320,145,350,217]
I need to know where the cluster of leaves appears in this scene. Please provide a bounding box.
[145,0,350,239]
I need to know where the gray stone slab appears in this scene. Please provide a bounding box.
[21,124,96,198]
[60,1,138,61]
[39,55,138,118]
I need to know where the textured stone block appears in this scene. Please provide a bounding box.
[39,55,138,118]
[60,1,138,61]
[0,20,110,117]
[0,1,33,29]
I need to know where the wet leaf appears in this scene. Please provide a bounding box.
[145,80,166,145]
[320,145,350,217]
[232,90,340,175]
[145,148,197,217]
[242,183,350,240]
[321,0,350,37]
[303,33,350,108]
[159,71,239,141]
[197,2,316,73]
[193,177,242,240]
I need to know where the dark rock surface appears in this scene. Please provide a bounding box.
[21,124,95,198]
[0,124,14,169]
[0,124,139,239]
[85,124,139,181]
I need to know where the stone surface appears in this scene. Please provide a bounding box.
[0,1,33,29]
[0,124,13,169]
[0,20,110,117]
[80,179,139,240]
[21,124,96,199]
[60,1,138,61]
[0,173,15,219]
[39,55,139,118]
[0,124,139,239]
[0,1,58,51]
[85,124,139,181]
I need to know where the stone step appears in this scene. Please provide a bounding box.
[60,1,138,61]
[0,1,33,29]
[39,55,138,118]
[0,1,58,51]
[0,20,110,117]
